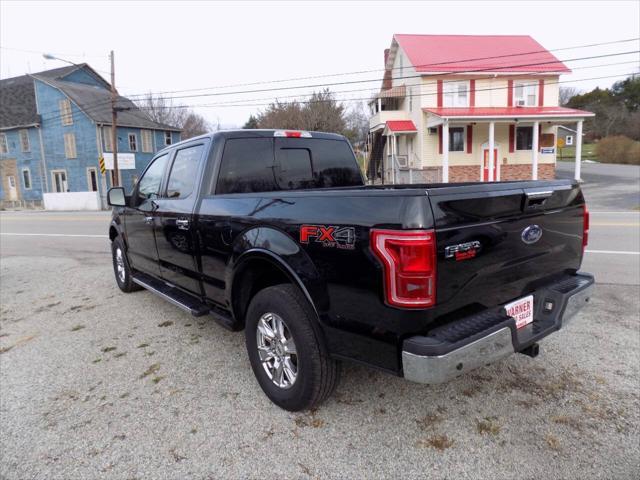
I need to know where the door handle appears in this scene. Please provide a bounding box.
[176,218,190,230]
[144,216,154,224]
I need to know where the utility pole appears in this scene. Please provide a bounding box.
[110,50,119,186]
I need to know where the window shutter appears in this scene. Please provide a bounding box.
[466,125,473,154]
[437,80,443,108]
[507,80,514,107]
[509,125,515,153]
[469,80,475,107]
[538,79,545,106]
[438,125,443,154]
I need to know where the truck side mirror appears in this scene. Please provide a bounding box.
[107,187,126,207]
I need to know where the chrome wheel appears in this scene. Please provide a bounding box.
[115,247,126,283]
[256,312,298,389]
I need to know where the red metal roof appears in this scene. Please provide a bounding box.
[423,107,594,118]
[394,35,570,73]
[386,120,417,132]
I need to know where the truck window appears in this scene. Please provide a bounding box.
[277,148,314,189]
[166,144,204,198]
[137,153,169,201]
[275,138,362,190]
[216,138,277,194]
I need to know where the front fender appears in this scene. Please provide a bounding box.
[227,226,329,314]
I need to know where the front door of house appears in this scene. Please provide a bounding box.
[6,175,18,200]
[483,149,498,181]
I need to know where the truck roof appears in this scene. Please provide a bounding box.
[158,129,348,154]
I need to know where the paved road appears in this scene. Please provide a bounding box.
[1,168,639,479]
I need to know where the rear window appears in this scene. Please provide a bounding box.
[215,136,362,194]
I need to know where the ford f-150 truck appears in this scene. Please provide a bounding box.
[107,129,594,411]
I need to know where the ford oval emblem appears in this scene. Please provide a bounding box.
[521,225,543,244]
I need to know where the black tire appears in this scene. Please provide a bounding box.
[111,236,142,293]
[245,284,340,411]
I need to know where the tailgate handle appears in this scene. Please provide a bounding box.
[524,190,553,209]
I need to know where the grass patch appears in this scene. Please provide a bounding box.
[417,434,454,451]
[158,321,173,327]
[545,433,561,451]
[140,363,160,379]
[70,325,85,332]
[152,376,165,384]
[475,417,501,436]
[137,343,150,348]
[557,143,597,161]
[101,346,116,353]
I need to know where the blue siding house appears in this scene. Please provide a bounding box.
[0,64,181,207]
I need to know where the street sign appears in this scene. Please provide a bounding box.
[102,152,135,170]
[541,148,555,154]
[557,138,565,148]
[99,156,106,174]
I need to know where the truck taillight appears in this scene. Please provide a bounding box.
[370,229,437,309]
[582,205,589,253]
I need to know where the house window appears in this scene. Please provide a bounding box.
[19,129,30,152]
[164,131,172,146]
[64,133,77,158]
[59,99,73,125]
[0,133,7,153]
[103,126,113,151]
[22,168,32,189]
[128,133,138,152]
[443,81,469,107]
[87,168,98,192]
[516,126,534,150]
[141,130,153,152]
[514,81,537,106]
[565,135,574,146]
[449,127,465,152]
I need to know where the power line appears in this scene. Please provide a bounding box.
[36,50,639,123]
[115,50,640,103]
[120,37,640,99]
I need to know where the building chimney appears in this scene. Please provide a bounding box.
[382,48,392,90]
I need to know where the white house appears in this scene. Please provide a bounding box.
[367,34,594,184]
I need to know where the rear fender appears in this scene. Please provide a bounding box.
[228,226,328,316]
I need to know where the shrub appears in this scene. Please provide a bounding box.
[595,135,640,165]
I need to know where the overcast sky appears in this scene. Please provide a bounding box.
[1,1,639,127]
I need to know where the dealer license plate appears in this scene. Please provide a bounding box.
[504,295,534,329]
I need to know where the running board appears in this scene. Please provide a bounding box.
[132,272,210,317]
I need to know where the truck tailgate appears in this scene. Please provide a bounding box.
[427,181,586,316]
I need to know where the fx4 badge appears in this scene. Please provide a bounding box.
[300,225,356,250]
[444,240,481,261]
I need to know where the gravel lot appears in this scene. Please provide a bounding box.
[1,247,638,479]
[1,163,639,479]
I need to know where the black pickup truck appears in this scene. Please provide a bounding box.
[107,129,594,411]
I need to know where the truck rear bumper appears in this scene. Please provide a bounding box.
[402,273,595,384]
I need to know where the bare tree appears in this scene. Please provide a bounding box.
[181,112,211,139]
[136,93,212,139]
[559,86,580,106]
[343,101,369,146]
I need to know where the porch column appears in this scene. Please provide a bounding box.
[575,120,583,181]
[442,120,449,183]
[532,121,540,180]
[377,97,382,113]
[488,121,495,182]
[392,134,397,184]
